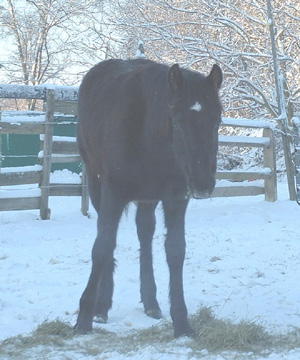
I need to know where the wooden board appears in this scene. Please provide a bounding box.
[216,169,271,181]
[0,121,45,134]
[0,169,42,186]
[219,135,270,147]
[54,101,78,116]
[0,84,78,101]
[212,185,265,198]
[49,184,82,196]
[51,139,79,154]
[50,154,82,163]
[221,117,274,129]
[0,197,40,211]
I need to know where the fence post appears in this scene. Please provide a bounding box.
[263,127,277,202]
[292,119,300,204]
[40,89,55,219]
[0,105,2,194]
[0,105,2,169]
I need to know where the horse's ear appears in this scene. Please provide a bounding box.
[208,64,222,91]
[168,64,183,93]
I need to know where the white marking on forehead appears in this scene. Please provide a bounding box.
[190,101,202,112]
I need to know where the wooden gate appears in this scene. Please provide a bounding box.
[213,118,277,202]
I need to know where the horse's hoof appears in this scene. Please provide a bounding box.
[93,314,108,324]
[145,309,163,320]
[174,323,195,338]
[74,324,92,334]
[74,319,93,334]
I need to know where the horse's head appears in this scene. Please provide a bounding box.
[168,63,223,199]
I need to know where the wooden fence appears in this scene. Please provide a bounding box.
[0,85,88,219]
[213,118,277,201]
[292,118,300,204]
[0,84,277,219]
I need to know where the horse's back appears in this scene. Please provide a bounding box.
[78,59,154,109]
[78,59,158,130]
[77,59,165,178]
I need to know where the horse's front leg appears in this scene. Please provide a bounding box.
[75,185,125,333]
[136,201,162,319]
[93,257,115,324]
[162,197,194,338]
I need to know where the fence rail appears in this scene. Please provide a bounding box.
[0,84,278,219]
[0,165,42,186]
[0,85,88,219]
[213,118,277,201]
[0,84,78,101]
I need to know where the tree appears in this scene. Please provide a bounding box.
[107,0,300,122]
[106,0,300,200]
[0,0,107,91]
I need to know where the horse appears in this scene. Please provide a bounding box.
[75,59,222,338]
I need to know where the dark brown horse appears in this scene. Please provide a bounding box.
[75,59,222,337]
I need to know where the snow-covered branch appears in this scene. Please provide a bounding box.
[107,0,300,120]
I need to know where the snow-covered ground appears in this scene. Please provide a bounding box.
[0,176,300,359]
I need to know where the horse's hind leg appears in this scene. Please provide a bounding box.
[86,172,112,322]
[75,183,125,333]
[87,172,102,214]
[136,201,162,319]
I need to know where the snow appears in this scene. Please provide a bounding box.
[222,117,276,130]
[1,111,76,126]
[217,168,271,176]
[38,151,79,159]
[50,169,81,184]
[0,84,78,101]
[0,184,41,199]
[0,165,42,174]
[292,117,300,129]
[52,135,77,142]
[0,178,300,359]
[1,111,46,123]
[135,40,146,59]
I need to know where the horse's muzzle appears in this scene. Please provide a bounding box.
[188,175,216,200]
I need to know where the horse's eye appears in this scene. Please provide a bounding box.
[172,115,182,130]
